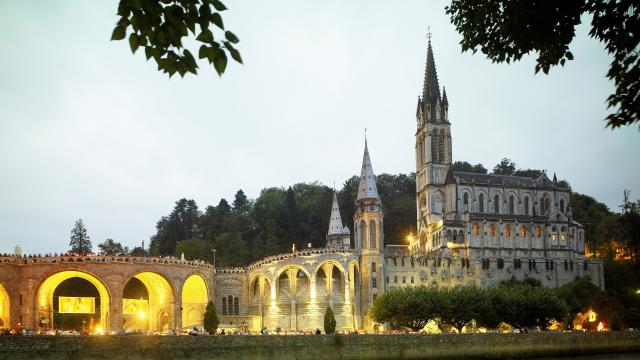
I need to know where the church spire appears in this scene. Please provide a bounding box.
[422,37,441,110]
[357,139,380,201]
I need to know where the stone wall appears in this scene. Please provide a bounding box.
[0,332,639,360]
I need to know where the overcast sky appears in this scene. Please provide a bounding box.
[1,1,638,254]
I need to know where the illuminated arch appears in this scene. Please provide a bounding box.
[314,260,346,277]
[0,283,9,329]
[275,265,310,280]
[181,274,209,328]
[35,270,110,331]
[249,273,272,299]
[126,272,174,332]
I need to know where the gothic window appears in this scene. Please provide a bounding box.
[431,133,438,163]
[560,199,565,213]
[505,224,511,237]
[359,220,366,248]
[228,295,233,313]
[479,194,485,213]
[541,195,550,215]
[446,230,452,240]
[536,226,541,237]
[463,193,469,211]
[234,297,239,315]
[371,262,377,273]
[458,230,464,243]
[489,224,495,237]
[520,226,526,237]
[369,220,377,249]
[509,196,515,215]
[494,194,500,214]
[524,197,530,215]
[552,226,557,241]
[438,130,445,163]
[472,223,479,235]
[561,226,566,241]
[222,296,227,315]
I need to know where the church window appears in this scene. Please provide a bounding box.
[446,230,452,240]
[489,224,495,237]
[564,260,568,271]
[479,194,485,213]
[222,297,227,315]
[541,195,550,215]
[524,197,530,215]
[371,262,376,273]
[494,194,500,213]
[560,199,565,213]
[509,196,515,215]
[369,220,377,249]
[584,261,588,270]
[536,226,541,237]
[505,225,511,237]
[463,193,469,210]
[431,133,439,163]
[472,224,479,235]
[402,276,406,284]
[520,226,526,237]
[438,130,445,163]
[458,230,464,243]
[394,276,398,283]
[386,276,389,284]
[411,276,415,284]
[372,277,377,289]
[497,258,504,269]
[234,297,239,315]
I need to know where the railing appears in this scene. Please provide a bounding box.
[247,247,359,271]
[0,254,213,269]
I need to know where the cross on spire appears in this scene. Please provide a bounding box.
[427,26,431,42]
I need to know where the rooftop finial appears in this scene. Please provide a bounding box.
[364,127,367,143]
[427,25,432,42]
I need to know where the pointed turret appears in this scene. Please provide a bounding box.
[326,192,350,247]
[442,86,448,108]
[327,192,344,236]
[357,140,380,201]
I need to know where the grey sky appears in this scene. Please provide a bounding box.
[1,1,638,254]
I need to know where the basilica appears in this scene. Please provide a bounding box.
[0,38,603,334]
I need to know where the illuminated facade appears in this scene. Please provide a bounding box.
[0,37,605,334]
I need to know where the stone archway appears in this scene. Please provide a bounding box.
[125,272,174,332]
[0,283,9,329]
[181,274,208,329]
[35,270,110,332]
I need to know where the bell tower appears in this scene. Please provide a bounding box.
[353,139,384,330]
[414,36,452,253]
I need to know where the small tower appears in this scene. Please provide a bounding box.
[353,139,384,330]
[326,192,350,248]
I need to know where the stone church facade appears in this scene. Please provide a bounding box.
[0,38,603,334]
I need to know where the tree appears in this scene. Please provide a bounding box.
[446,0,639,129]
[98,238,125,255]
[451,161,488,174]
[492,158,516,176]
[129,246,147,257]
[324,306,336,334]
[111,0,242,77]
[149,198,201,256]
[439,286,486,332]
[203,301,220,334]
[215,232,248,267]
[620,190,640,265]
[69,219,92,254]
[175,238,211,261]
[371,286,442,331]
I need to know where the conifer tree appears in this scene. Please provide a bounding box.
[324,306,336,334]
[203,301,220,334]
[69,219,92,255]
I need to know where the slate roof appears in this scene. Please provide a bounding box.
[357,140,380,201]
[451,171,564,189]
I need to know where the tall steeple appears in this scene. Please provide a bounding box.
[357,139,380,201]
[422,38,441,107]
[326,192,350,247]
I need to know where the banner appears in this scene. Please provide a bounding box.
[58,296,95,314]
[123,298,148,315]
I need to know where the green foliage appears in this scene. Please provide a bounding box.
[620,190,640,266]
[175,238,211,261]
[112,0,242,77]
[69,219,92,254]
[324,306,336,334]
[98,238,126,255]
[445,0,639,128]
[371,286,442,331]
[513,169,545,178]
[491,158,516,176]
[451,161,487,174]
[439,286,487,332]
[203,301,220,334]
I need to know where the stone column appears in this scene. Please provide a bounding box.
[109,296,123,332]
[287,269,298,331]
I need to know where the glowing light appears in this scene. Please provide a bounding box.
[636,289,640,295]
[597,322,605,331]
[58,296,95,314]
[95,327,104,335]
[587,309,597,323]
[406,233,415,244]
[182,275,208,328]
[139,312,146,319]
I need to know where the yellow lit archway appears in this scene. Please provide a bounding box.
[0,283,9,329]
[127,272,174,332]
[181,274,208,328]
[35,270,110,331]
